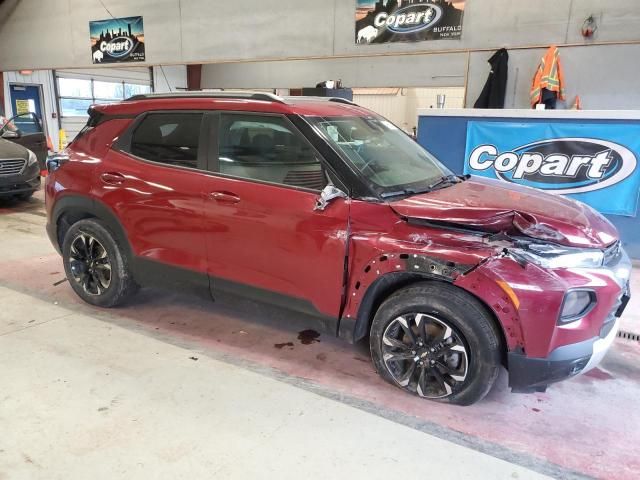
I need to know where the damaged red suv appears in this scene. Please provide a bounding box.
[45,92,631,405]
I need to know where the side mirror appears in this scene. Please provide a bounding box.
[314,185,348,211]
[1,130,20,139]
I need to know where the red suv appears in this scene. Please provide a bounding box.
[45,92,631,405]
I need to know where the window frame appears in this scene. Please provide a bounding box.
[56,76,151,117]
[115,110,211,173]
[207,110,343,194]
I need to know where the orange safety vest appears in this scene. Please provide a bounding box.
[530,45,565,107]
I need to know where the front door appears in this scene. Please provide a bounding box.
[0,113,48,169]
[203,112,349,320]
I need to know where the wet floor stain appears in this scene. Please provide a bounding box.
[584,367,614,380]
[274,342,294,350]
[297,329,320,345]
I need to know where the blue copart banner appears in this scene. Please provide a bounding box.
[464,121,640,216]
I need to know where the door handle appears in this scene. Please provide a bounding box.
[209,191,240,204]
[100,172,125,185]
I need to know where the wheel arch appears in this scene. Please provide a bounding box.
[52,195,133,259]
[341,271,509,365]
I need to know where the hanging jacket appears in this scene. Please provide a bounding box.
[473,48,509,109]
[530,45,565,107]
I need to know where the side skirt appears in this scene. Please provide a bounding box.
[130,257,339,335]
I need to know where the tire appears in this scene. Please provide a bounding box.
[62,218,138,307]
[370,281,502,406]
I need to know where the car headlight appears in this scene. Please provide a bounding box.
[509,243,605,269]
[27,150,38,166]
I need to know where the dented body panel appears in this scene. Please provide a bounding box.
[46,94,631,396]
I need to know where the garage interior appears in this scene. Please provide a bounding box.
[1,1,640,479]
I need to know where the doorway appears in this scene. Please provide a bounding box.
[9,84,45,122]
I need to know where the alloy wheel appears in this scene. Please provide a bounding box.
[381,313,469,398]
[68,233,112,296]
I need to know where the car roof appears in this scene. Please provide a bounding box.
[92,92,374,118]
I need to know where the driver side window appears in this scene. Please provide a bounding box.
[218,113,327,191]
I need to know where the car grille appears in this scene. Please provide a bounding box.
[0,158,26,176]
[600,287,627,338]
[603,241,622,266]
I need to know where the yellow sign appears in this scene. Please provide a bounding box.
[15,99,31,115]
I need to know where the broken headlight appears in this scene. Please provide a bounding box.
[509,243,605,269]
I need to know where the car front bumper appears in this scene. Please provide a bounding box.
[508,249,631,393]
[0,172,40,197]
[508,314,623,392]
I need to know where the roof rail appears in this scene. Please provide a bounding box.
[125,91,286,104]
[282,96,357,106]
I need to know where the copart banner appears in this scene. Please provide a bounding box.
[90,16,146,64]
[356,0,465,44]
[464,121,640,216]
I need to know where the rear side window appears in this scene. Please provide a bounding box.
[218,113,326,191]
[130,113,203,169]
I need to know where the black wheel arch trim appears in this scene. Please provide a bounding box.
[48,194,134,259]
[339,271,453,343]
[340,269,509,362]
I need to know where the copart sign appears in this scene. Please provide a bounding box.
[90,16,145,64]
[464,122,640,216]
[355,1,465,44]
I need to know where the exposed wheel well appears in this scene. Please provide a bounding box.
[353,273,508,366]
[56,210,96,249]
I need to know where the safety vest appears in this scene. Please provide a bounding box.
[530,46,565,107]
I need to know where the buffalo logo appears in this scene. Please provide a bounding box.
[468,138,637,194]
[100,36,134,59]
[374,4,443,34]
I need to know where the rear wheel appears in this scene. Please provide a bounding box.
[370,282,502,406]
[62,219,138,307]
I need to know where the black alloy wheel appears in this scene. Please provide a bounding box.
[68,233,112,296]
[382,313,469,398]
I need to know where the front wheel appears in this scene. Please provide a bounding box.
[62,219,138,307]
[370,282,503,406]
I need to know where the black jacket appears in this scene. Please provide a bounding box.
[473,48,509,109]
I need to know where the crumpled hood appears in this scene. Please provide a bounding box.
[389,176,618,248]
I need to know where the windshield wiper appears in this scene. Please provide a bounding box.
[380,175,467,200]
[380,188,418,199]
[425,174,462,192]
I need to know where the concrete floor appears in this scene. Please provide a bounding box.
[1,191,639,480]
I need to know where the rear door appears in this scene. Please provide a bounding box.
[98,111,211,294]
[0,113,47,169]
[202,111,350,320]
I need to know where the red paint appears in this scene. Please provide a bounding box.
[390,176,618,248]
[45,95,628,390]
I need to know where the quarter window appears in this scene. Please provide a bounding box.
[130,113,203,169]
[218,113,326,191]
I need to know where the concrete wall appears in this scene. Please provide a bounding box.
[2,0,640,109]
[3,0,640,68]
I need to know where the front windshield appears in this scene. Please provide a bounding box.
[307,115,452,196]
